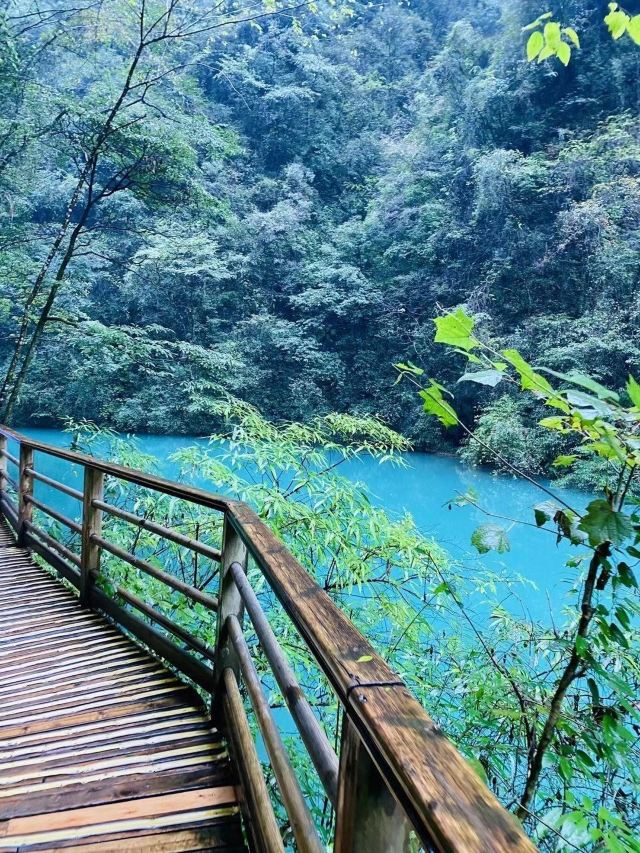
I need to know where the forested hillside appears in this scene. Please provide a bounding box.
[1,0,639,453]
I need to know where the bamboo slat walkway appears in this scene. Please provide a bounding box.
[0,519,244,852]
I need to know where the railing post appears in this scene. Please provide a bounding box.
[17,443,34,546]
[334,716,411,853]
[80,465,103,607]
[213,512,247,715]
[0,434,6,501]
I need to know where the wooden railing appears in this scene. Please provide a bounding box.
[0,425,537,853]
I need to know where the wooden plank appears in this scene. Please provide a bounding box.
[0,715,210,761]
[0,706,205,751]
[0,742,219,788]
[89,586,214,692]
[0,514,245,852]
[0,764,229,819]
[0,690,198,740]
[0,732,220,777]
[0,648,151,689]
[0,634,132,668]
[0,790,239,847]
[28,824,245,852]
[0,663,166,710]
[0,622,116,651]
[0,752,223,802]
[0,597,78,616]
[0,679,183,725]
[0,611,101,638]
[0,787,236,834]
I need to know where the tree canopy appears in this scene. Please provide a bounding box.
[1,0,638,446]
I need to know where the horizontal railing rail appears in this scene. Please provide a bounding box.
[0,424,537,853]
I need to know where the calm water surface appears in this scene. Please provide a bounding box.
[16,428,588,622]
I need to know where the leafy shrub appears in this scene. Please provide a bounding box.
[459,395,561,475]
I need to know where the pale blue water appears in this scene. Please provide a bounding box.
[10,428,588,621]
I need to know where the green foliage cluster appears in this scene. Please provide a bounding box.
[399,307,640,848]
[524,14,580,66]
[44,406,640,850]
[1,0,639,447]
[458,395,562,475]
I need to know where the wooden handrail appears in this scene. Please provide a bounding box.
[0,425,537,852]
[0,425,229,511]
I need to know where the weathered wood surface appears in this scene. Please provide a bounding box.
[0,519,244,852]
[225,502,537,852]
[0,425,539,852]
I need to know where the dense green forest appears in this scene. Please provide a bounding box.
[1,0,639,469]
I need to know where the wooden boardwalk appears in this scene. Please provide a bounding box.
[0,520,244,852]
[0,426,539,852]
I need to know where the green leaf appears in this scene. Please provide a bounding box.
[539,368,619,402]
[564,390,611,420]
[394,361,424,376]
[578,500,633,547]
[501,349,553,395]
[552,454,577,467]
[587,677,600,708]
[608,622,629,648]
[522,12,553,31]
[555,509,587,545]
[534,500,559,527]
[537,44,555,62]
[575,635,589,658]
[539,415,568,431]
[628,15,640,44]
[614,605,630,630]
[527,30,544,60]
[558,756,573,782]
[433,308,478,351]
[581,440,624,461]
[617,562,638,588]
[563,26,580,47]
[544,20,562,48]
[356,654,373,663]
[557,40,571,65]
[466,756,488,784]
[626,375,640,408]
[604,8,628,39]
[457,369,503,387]
[471,523,510,555]
[419,383,458,428]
